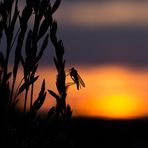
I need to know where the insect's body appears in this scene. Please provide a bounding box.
[69,67,85,90]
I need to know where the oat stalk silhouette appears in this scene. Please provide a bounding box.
[0,0,85,147]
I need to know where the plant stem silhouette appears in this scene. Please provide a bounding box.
[0,0,85,147]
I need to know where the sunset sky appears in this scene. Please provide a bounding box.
[16,0,148,119]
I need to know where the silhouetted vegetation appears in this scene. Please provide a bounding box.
[1,1,148,148]
[0,0,84,147]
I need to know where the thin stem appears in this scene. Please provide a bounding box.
[3,44,10,83]
[9,78,15,105]
[23,74,30,116]
[12,77,24,101]
[10,26,21,50]
[9,7,11,28]
[23,88,29,116]
[30,83,34,110]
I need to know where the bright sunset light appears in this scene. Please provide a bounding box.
[16,65,148,119]
[96,94,145,119]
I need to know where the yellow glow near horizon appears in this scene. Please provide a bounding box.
[97,94,144,119]
[16,65,148,119]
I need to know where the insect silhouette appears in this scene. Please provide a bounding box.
[69,67,85,90]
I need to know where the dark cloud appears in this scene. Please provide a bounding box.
[3,29,148,68]
[42,25,148,67]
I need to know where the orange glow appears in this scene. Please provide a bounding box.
[94,94,145,119]
[16,65,148,119]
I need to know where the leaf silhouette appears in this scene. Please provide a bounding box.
[51,0,61,14]
[53,56,58,70]
[40,0,51,14]
[38,19,51,40]
[30,64,38,79]
[13,3,32,90]
[25,30,33,59]
[57,40,64,56]
[17,76,39,96]
[48,90,59,100]
[0,52,5,68]
[10,0,19,37]
[33,0,40,14]
[50,20,57,45]
[20,5,32,27]
[35,34,49,63]
[27,80,46,119]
